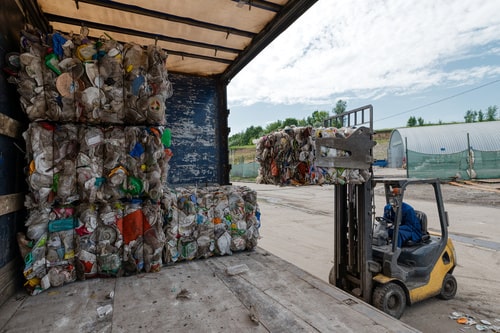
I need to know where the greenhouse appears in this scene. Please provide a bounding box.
[387,122,500,179]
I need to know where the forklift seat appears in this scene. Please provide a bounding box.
[404,210,430,246]
[414,210,430,243]
[398,210,437,271]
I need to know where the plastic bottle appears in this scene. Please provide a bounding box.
[44,49,61,75]
[225,264,249,276]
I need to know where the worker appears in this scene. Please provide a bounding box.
[383,201,422,247]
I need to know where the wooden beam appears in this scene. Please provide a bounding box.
[45,14,242,55]
[73,0,257,38]
[0,193,25,216]
[0,113,23,139]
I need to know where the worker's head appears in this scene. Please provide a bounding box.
[392,187,401,196]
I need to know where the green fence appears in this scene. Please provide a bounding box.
[407,149,500,179]
[230,162,259,179]
[472,150,500,179]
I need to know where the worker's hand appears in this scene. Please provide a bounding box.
[376,216,393,228]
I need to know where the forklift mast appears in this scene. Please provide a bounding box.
[316,105,376,303]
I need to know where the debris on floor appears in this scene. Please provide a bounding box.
[96,304,113,319]
[450,311,500,332]
[225,264,250,276]
[176,288,191,300]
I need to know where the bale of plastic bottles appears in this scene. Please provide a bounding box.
[13,26,172,124]
[23,122,172,208]
[162,185,260,264]
[21,199,165,295]
[19,185,260,295]
[255,126,371,185]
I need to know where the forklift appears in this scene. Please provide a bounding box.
[317,105,457,318]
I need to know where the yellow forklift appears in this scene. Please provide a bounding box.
[316,106,457,318]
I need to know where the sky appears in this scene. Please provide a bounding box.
[227,0,500,133]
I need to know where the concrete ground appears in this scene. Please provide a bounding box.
[236,169,500,332]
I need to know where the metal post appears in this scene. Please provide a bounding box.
[405,137,409,178]
[467,132,474,179]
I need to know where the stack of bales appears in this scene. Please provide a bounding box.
[15,26,261,295]
[16,26,173,294]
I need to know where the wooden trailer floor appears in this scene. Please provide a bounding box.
[0,248,419,332]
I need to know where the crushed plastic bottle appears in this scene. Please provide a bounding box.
[96,304,113,318]
[225,264,249,276]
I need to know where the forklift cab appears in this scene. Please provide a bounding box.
[373,180,429,248]
[369,178,457,318]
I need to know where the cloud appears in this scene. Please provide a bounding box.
[228,0,500,106]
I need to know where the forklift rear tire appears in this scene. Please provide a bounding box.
[438,273,457,300]
[372,283,406,319]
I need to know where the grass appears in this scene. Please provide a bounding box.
[229,146,256,164]
[373,138,389,161]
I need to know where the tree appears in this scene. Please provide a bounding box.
[328,99,347,127]
[297,118,308,126]
[305,110,330,127]
[333,100,347,115]
[486,105,498,121]
[228,132,241,146]
[283,118,299,127]
[417,117,424,126]
[264,120,283,133]
[464,110,478,123]
[228,125,264,147]
[407,116,417,127]
[478,110,484,122]
[242,125,263,145]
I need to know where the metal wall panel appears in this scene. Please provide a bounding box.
[0,0,26,272]
[0,213,21,267]
[0,136,25,196]
[166,74,219,185]
[0,1,24,121]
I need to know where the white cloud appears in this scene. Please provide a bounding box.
[228,0,500,106]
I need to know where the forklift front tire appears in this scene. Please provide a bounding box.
[438,273,457,300]
[372,283,406,319]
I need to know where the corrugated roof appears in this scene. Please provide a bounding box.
[390,122,500,154]
[21,0,317,81]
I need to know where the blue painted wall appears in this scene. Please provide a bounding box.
[166,74,220,185]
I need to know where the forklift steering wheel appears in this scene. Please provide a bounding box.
[376,216,393,227]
